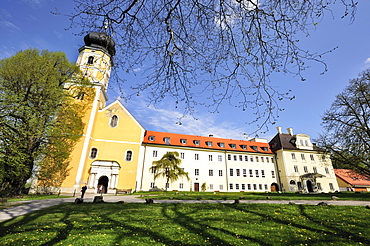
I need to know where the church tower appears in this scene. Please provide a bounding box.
[59,32,145,194]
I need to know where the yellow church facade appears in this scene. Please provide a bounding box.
[59,32,145,194]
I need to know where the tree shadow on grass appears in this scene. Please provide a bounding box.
[160,203,272,246]
[230,203,370,245]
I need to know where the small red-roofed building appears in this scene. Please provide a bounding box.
[334,169,370,192]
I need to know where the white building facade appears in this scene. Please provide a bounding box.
[269,127,339,193]
[137,131,279,192]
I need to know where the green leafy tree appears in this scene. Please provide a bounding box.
[0,49,91,196]
[66,0,357,133]
[317,68,370,178]
[151,151,189,191]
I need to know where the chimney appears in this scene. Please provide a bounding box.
[209,134,214,137]
[276,127,282,134]
[287,127,293,135]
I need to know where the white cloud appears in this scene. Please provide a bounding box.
[131,100,248,140]
[365,57,370,65]
[133,67,142,73]
[0,21,19,31]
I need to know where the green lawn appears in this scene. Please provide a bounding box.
[137,191,370,201]
[1,203,369,245]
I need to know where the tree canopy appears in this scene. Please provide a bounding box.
[66,0,357,133]
[151,151,189,190]
[0,49,91,196]
[317,69,370,178]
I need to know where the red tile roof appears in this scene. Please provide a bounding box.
[334,169,370,186]
[143,130,273,154]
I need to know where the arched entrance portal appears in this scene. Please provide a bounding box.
[306,180,314,193]
[98,176,109,194]
[270,183,279,192]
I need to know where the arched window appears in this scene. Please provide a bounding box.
[90,148,98,159]
[87,56,94,65]
[289,180,296,185]
[110,115,118,127]
[125,150,133,162]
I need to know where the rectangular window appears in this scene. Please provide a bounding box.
[256,157,259,162]
[304,166,308,173]
[317,183,322,190]
[195,169,199,176]
[233,155,237,161]
[150,166,156,174]
[264,184,268,190]
[253,184,257,190]
[242,184,245,190]
[259,184,263,190]
[209,155,213,161]
[255,170,259,177]
[301,154,306,161]
[266,158,269,163]
[209,184,213,190]
[294,165,299,173]
[229,183,233,190]
[218,155,222,162]
[195,153,199,160]
[153,150,158,157]
[291,153,296,160]
[261,170,265,178]
[250,157,254,162]
[325,167,330,174]
[310,154,315,161]
[219,170,223,176]
[249,169,253,177]
[236,169,240,176]
[247,184,251,190]
[150,182,155,188]
[261,157,264,162]
[243,169,247,177]
[313,167,317,173]
[219,184,223,190]
[209,169,213,176]
[239,155,243,161]
[228,154,231,160]
[329,183,334,190]
[235,184,239,190]
[180,152,185,159]
[271,158,274,163]
[245,156,248,161]
[271,170,275,178]
[230,169,234,176]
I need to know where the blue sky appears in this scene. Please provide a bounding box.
[1,0,370,142]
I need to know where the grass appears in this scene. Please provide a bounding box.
[136,191,370,201]
[0,202,369,245]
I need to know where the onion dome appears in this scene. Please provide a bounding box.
[83,31,116,56]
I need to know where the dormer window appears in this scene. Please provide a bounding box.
[87,56,94,65]
[261,147,268,151]
[164,137,170,145]
[180,139,187,144]
[251,146,258,151]
[193,140,200,145]
[229,144,236,149]
[206,141,213,147]
[148,136,155,141]
[218,142,225,148]
[240,145,247,150]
